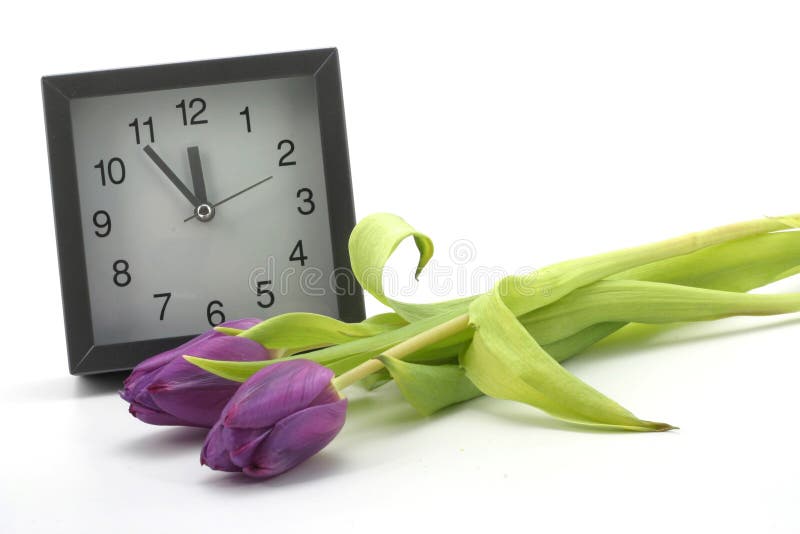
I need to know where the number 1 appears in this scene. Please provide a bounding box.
[240,106,251,133]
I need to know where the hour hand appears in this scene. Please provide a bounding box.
[143,145,200,207]
[187,146,208,205]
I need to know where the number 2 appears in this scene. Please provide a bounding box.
[278,139,296,166]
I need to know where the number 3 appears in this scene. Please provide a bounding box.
[296,188,315,215]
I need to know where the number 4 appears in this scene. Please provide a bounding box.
[289,240,308,266]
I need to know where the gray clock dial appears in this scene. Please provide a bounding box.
[70,75,338,345]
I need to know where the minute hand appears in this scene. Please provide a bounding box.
[143,145,200,207]
[184,176,273,222]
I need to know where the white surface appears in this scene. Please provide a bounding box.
[2,2,800,533]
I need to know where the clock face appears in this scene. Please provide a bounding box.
[69,76,340,345]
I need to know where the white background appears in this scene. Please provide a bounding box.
[2,2,799,533]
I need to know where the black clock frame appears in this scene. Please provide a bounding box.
[42,48,365,375]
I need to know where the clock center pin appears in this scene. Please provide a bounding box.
[196,203,215,222]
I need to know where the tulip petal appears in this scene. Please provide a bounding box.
[130,386,161,412]
[128,403,187,426]
[123,319,264,426]
[224,426,271,468]
[201,423,240,472]
[148,336,270,427]
[244,399,347,478]
[121,318,261,403]
[147,371,239,428]
[223,360,336,430]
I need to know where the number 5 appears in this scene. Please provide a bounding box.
[256,280,275,308]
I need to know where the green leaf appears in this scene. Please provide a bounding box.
[377,355,482,416]
[183,355,266,383]
[347,212,475,321]
[237,311,402,350]
[611,230,800,292]
[497,214,800,317]
[214,326,243,336]
[397,230,800,369]
[363,313,409,327]
[187,308,466,382]
[187,218,800,386]
[461,290,674,431]
[359,368,393,391]
[522,279,800,346]
[534,230,800,362]
[348,212,432,308]
[544,323,625,363]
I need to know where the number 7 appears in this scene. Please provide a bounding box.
[153,292,172,321]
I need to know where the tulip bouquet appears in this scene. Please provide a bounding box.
[121,211,800,478]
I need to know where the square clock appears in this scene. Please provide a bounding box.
[42,48,365,375]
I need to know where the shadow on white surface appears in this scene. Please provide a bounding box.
[475,399,648,434]
[575,315,800,362]
[6,371,128,402]
[201,453,350,489]
[117,426,208,458]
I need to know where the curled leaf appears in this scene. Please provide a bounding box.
[348,213,431,310]
[348,212,473,321]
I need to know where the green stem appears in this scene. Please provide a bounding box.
[332,313,471,390]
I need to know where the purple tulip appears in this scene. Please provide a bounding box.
[120,318,276,428]
[201,359,347,479]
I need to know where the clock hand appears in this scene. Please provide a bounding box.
[187,146,209,205]
[184,176,273,222]
[143,145,200,207]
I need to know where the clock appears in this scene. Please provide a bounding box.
[42,49,364,375]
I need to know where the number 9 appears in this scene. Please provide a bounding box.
[93,210,111,237]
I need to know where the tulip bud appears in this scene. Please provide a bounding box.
[121,319,275,428]
[201,359,347,479]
